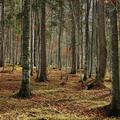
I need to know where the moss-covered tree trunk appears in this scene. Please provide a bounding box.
[17,0,31,98]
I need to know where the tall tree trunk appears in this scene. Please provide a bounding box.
[17,0,31,98]
[12,27,15,72]
[83,0,91,81]
[69,1,76,74]
[80,0,83,69]
[110,1,120,116]
[76,0,80,70]
[39,0,47,82]
[58,1,63,70]
[30,0,34,76]
[96,0,107,82]
[89,0,95,78]
[70,12,76,74]
[0,0,4,67]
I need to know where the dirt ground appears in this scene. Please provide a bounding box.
[0,67,119,120]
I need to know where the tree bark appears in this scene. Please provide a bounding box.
[110,2,120,116]
[0,0,4,67]
[17,0,31,98]
[39,0,47,82]
[83,0,91,81]
[96,0,107,82]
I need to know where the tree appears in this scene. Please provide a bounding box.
[109,1,120,116]
[83,0,91,81]
[58,0,63,70]
[0,0,4,67]
[96,0,107,82]
[76,0,80,70]
[69,0,76,74]
[88,0,95,78]
[17,0,31,98]
[39,0,47,82]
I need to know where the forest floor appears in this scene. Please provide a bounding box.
[0,67,119,120]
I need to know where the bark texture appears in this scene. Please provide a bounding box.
[18,0,31,98]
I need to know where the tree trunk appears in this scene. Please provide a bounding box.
[89,0,95,78]
[110,2,120,116]
[17,0,31,98]
[80,0,83,69]
[69,1,76,74]
[76,0,80,70]
[30,0,34,76]
[83,0,91,81]
[58,1,63,70]
[0,0,4,67]
[96,0,107,82]
[70,13,76,74]
[39,0,47,82]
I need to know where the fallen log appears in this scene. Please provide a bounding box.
[85,79,97,90]
[84,79,106,90]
